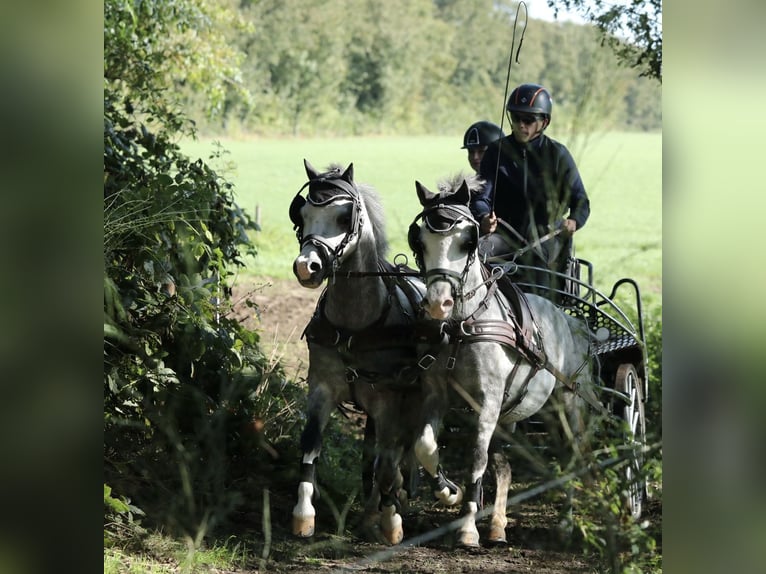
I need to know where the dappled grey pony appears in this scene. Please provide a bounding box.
[289,159,433,543]
[408,174,601,548]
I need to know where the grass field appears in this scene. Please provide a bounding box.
[182,132,662,310]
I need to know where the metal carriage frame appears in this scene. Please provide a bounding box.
[507,257,650,519]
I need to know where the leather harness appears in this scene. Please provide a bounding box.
[415,262,606,415]
[303,260,425,393]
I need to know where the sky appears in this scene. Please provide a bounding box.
[524,0,587,24]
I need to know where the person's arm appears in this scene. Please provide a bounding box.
[473,143,500,221]
[560,146,590,231]
[469,178,492,221]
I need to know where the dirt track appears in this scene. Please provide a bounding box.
[228,276,660,573]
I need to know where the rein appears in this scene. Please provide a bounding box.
[481,225,564,265]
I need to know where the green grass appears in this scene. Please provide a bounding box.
[104,533,252,573]
[181,132,661,309]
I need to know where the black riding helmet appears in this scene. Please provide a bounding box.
[506,83,553,120]
[461,121,505,149]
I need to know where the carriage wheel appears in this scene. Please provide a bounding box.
[614,363,646,520]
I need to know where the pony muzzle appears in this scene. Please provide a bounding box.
[422,272,459,320]
[293,242,333,287]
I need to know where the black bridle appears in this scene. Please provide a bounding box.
[290,168,364,273]
[408,202,481,302]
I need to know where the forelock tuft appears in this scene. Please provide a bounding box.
[436,172,484,195]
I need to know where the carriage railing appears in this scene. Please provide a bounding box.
[487,259,649,403]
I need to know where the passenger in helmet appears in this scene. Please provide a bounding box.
[470,83,590,302]
[462,120,504,173]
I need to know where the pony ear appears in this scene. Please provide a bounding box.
[342,163,354,183]
[415,181,436,206]
[304,159,319,180]
[455,179,471,206]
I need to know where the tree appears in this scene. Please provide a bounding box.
[547,0,662,82]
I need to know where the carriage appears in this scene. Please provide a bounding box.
[497,257,650,519]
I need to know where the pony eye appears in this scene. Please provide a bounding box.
[336,205,353,227]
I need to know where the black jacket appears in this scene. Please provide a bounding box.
[472,133,590,238]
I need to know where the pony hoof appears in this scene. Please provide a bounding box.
[487,524,507,545]
[382,526,404,545]
[380,506,404,545]
[456,534,481,549]
[486,534,507,546]
[292,516,315,538]
[487,520,508,546]
[435,485,463,507]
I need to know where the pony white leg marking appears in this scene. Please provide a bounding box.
[414,424,463,506]
[414,423,439,476]
[292,481,316,537]
[292,450,320,537]
[457,501,481,548]
[379,503,403,545]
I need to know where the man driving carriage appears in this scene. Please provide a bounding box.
[470,83,590,303]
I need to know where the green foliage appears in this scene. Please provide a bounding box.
[643,310,662,438]
[571,456,661,573]
[104,0,289,542]
[547,0,662,82]
[564,407,662,573]
[188,0,660,136]
[104,483,148,551]
[104,0,252,121]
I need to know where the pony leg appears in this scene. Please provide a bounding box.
[292,390,335,538]
[487,445,511,545]
[457,478,482,548]
[292,452,319,537]
[378,490,404,545]
[414,423,462,506]
[376,447,405,545]
[361,416,376,500]
[457,399,503,547]
[357,416,382,538]
[399,447,420,511]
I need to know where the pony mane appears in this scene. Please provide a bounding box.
[323,163,389,260]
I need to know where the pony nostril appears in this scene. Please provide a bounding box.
[443,299,454,310]
[309,261,321,273]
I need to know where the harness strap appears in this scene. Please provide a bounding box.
[499,358,538,420]
[542,359,608,415]
[304,260,425,389]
